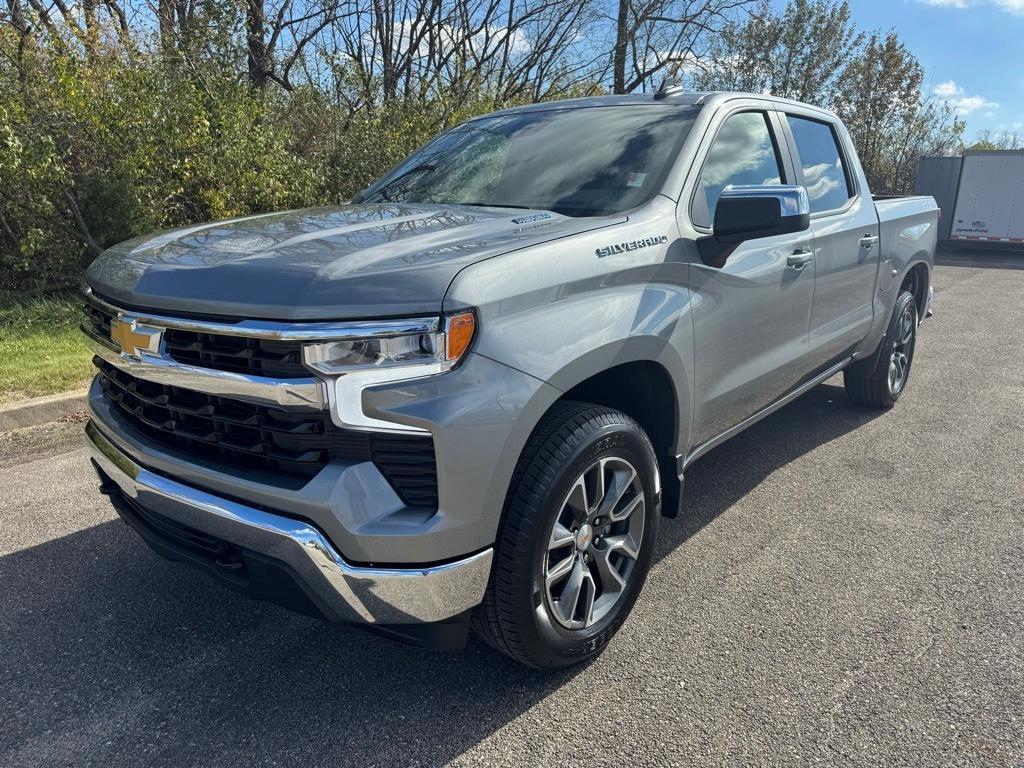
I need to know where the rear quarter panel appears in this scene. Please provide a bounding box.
[859,196,938,357]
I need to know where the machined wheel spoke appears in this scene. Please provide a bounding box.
[579,570,596,626]
[591,546,626,595]
[546,551,576,588]
[604,533,641,560]
[549,521,575,549]
[609,491,643,523]
[553,559,589,626]
[566,478,589,520]
[596,463,637,521]
[588,462,607,515]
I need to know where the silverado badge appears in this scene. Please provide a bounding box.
[595,234,668,258]
[110,317,163,357]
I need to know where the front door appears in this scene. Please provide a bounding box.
[686,109,816,446]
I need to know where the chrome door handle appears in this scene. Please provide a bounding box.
[787,250,813,269]
[860,234,879,250]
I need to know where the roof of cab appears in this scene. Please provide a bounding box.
[480,91,717,118]
[479,90,839,122]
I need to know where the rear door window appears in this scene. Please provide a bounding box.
[785,116,854,213]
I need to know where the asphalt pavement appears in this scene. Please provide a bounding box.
[1,249,1022,767]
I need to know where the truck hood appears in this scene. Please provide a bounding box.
[85,203,621,320]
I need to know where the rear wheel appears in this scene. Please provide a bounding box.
[471,403,660,669]
[844,289,918,408]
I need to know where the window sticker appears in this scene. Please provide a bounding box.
[625,172,648,188]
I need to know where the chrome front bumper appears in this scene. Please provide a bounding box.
[86,421,493,625]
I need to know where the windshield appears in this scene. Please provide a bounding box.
[355,105,697,217]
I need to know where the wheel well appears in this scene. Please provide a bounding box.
[901,263,929,318]
[559,361,681,516]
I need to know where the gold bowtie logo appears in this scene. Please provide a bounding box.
[110,317,163,356]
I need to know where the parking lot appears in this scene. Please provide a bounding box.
[1,249,1022,767]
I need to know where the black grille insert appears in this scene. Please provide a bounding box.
[95,359,438,507]
[84,299,309,379]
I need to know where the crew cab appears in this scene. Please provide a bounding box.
[83,89,937,669]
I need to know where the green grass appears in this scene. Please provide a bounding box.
[0,293,94,403]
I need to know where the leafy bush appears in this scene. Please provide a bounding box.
[0,32,510,293]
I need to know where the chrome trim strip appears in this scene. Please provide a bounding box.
[84,287,440,341]
[86,421,493,625]
[89,338,327,410]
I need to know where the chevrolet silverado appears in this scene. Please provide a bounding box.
[83,88,937,669]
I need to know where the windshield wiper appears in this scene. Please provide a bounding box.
[455,202,534,210]
[364,163,438,202]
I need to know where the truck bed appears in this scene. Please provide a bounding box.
[875,195,939,249]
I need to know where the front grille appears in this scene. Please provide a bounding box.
[83,300,113,341]
[84,298,308,379]
[95,359,438,508]
[162,328,308,378]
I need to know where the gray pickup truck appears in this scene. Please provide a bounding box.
[83,89,936,669]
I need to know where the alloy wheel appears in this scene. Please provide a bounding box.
[543,457,645,630]
[888,303,916,395]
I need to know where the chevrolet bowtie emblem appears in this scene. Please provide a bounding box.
[110,317,163,357]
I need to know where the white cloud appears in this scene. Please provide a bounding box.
[362,21,531,64]
[915,0,1024,11]
[995,0,1024,12]
[802,161,842,203]
[643,50,708,77]
[934,80,999,115]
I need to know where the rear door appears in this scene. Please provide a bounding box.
[685,108,816,446]
[779,111,880,368]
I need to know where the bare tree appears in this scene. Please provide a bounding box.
[243,0,349,89]
[610,0,752,93]
[330,0,601,110]
[970,128,1024,151]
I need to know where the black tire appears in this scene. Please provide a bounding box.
[844,289,918,408]
[471,402,661,670]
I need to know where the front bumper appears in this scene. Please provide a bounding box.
[86,420,493,627]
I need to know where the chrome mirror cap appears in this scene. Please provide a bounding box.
[720,184,810,217]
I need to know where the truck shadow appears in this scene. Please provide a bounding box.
[0,381,883,767]
[658,381,885,559]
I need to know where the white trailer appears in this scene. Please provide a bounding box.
[950,150,1024,244]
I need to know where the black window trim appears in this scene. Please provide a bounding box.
[780,111,860,219]
[687,107,793,233]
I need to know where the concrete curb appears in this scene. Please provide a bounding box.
[0,390,89,432]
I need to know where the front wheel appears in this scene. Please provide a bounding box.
[844,289,918,408]
[471,403,660,669]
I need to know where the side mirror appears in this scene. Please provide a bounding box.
[697,185,810,267]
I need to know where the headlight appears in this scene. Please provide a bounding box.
[302,311,476,432]
[303,311,475,374]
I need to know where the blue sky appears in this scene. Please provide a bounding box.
[770,0,1023,140]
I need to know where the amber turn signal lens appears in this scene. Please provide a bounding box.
[445,312,476,361]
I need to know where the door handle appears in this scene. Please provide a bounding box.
[860,234,879,250]
[787,250,814,269]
